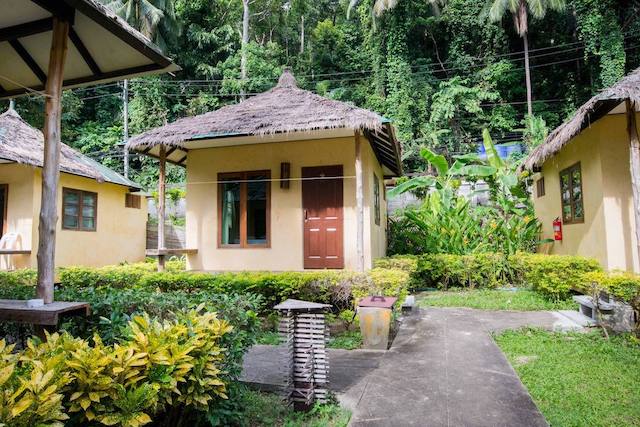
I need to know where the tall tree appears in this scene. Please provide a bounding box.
[241,0,250,99]
[102,0,179,49]
[486,0,565,117]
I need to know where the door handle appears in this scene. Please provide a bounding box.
[304,209,308,221]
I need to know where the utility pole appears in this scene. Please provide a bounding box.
[123,79,129,178]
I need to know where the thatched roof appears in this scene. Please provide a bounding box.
[127,69,402,176]
[523,67,640,170]
[0,108,140,190]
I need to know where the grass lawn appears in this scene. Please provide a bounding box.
[495,329,640,427]
[231,387,350,426]
[327,330,362,350]
[417,289,576,311]
[258,328,363,350]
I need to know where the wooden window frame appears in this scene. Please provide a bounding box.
[125,193,141,209]
[0,184,8,237]
[217,170,271,248]
[62,188,98,232]
[373,173,381,226]
[559,163,584,225]
[536,177,545,198]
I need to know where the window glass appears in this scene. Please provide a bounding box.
[373,174,381,226]
[63,189,97,231]
[559,163,584,224]
[63,190,80,228]
[247,174,268,244]
[221,181,241,245]
[219,171,270,247]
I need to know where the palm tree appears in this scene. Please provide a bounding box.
[347,0,445,19]
[486,0,565,117]
[102,0,179,50]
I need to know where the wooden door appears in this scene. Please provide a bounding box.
[302,165,344,269]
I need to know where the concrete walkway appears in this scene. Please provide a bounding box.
[242,307,590,426]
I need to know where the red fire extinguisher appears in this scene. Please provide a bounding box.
[553,217,562,241]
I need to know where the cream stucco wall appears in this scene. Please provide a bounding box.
[0,163,147,270]
[185,135,387,271]
[533,113,639,273]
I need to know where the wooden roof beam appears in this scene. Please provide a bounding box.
[0,18,53,42]
[9,40,47,84]
[31,0,75,23]
[69,27,101,76]
[0,63,164,98]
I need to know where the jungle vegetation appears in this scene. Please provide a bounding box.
[5,0,640,188]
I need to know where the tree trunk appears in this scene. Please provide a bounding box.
[300,15,305,54]
[240,0,250,100]
[355,132,365,272]
[123,79,130,178]
[626,99,640,271]
[523,31,533,117]
[37,18,69,304]
[157,145,166,272]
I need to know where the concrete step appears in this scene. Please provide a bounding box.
[551,310,596,332]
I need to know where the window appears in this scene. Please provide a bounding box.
[373,173,381,226]
[559,163,584,224]
[218,170,270,247]
[125,193,141,209]
[62,188,97,231]
[536,178,545,198]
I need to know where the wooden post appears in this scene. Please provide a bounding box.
[157,145,166,272]
[36,18,69,304]
[626,99,640,270]
[355,132,365,272]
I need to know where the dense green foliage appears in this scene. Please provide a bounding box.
[0,262,410,314]
[0,311,232,427]
[388,133,544,255]
[4,0,640,187]
[374,253,602,298]
[496,329,640,427]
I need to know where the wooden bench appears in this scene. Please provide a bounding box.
[145,248,198,256]
[0,249,31,255]
[573,295,615,321]
[0,299,90,326]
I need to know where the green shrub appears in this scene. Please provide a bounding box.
[56,266,410,311]
[0,310,231,427]
[413,253,511,290]
[375,253,602,298]
[516,254,602,299]
[373,255,419,273]
[581,270,640,335]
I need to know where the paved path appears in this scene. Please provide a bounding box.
[242,307,589,427]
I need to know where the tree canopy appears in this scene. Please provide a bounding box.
[6,0,639,188]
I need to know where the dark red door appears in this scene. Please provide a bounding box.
[302,165,344,269]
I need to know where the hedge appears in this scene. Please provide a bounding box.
[0,264,410,315]
[374,253,603,299]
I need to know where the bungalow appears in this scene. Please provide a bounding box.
[523,68,640,273]
[127,69,402,271]
[0,107,147,270]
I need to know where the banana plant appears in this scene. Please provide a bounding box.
[388,146,496,199]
